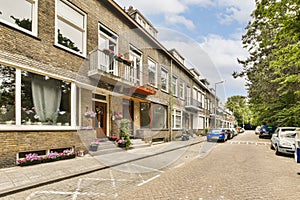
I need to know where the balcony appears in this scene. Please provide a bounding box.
[88,49,156,96]
[185,97,202,112]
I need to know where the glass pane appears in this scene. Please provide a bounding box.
[0,0,32,31]
[140,103,150,128]
[58,0,84,29]
[21,71,71,125]
[152,104,166,129]
[58,19,83,53]
[0,65,15,124]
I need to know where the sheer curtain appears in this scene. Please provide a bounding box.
[31,75,61,123]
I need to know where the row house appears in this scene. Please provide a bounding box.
[0,0,229,168]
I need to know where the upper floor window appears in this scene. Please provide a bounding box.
[55,0,87,56]
[172,75,178,96]
[161,67,168,92]
[129,46,143,85]
[0,0,38,36]
[98,24,118,74]
[148,58,157,87]
[179,80,184,99]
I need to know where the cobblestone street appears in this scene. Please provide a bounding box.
[3,131,300,200]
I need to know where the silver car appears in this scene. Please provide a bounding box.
[270,127,297,155]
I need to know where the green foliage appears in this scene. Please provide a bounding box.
[119,119,131,148]
[225,96,250,126]
[234,0,300,127]
[10,16,32,31]
[57,29,80,52]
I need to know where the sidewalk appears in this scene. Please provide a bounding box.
[0,136,206,197]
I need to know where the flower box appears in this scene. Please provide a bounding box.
[89,144,99,151]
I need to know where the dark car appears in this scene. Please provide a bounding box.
[207,128,228,142]
[259,125,276,138]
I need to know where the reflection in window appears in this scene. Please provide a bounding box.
[21,71,71,125]
[148,59,157,87]
[140,103,167,129]
[56,0,86,55]
[161,67,168,92]
[0,65,15,124]
[0,0,37,34]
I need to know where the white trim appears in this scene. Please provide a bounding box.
[15,69,21,125]
[147,57,157,88]
[0,0,38,36]
[160,66,169,93]
[55,0,87,56]
[71,83,77,126]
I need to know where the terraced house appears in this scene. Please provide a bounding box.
[0,0,235,168]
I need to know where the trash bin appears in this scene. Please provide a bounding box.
[295,128,300,163]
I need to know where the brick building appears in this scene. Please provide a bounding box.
[0,0,234,168]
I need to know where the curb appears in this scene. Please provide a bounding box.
[0,137,205,197]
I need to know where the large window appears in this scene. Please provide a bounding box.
[148,58,157,87]
[0,0,38,35]
[56,0,87,55]
[98,24,118,74]
[172,109,182,129]
[0,64,74,127]
[161,67,168,92]
[0,65,16,124]
[172,75,178,96]
[129,46,143,85]
[140,103,167,129]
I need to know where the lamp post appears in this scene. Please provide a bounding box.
[214,80,224,128]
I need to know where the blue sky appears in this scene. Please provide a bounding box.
[114,0,256,103]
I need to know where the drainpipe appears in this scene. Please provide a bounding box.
[169,59,173,142]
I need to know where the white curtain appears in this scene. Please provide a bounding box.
[31,75,62,123]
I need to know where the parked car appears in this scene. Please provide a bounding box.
[255,126,261,135]
[230,128,238,137]
[225,128,234,139]
[270,127,297,155]
[207,128,228,142]
[259,125,276,138]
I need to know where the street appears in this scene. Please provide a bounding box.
[3,131,300,200]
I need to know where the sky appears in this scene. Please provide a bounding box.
[114,0,256,103]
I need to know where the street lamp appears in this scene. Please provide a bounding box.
[214,80,225,128]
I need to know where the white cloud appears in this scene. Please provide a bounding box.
[165,14,196,30]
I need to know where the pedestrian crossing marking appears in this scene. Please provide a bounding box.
[228,141,271,145]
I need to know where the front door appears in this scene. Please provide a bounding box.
[95,102,107,138]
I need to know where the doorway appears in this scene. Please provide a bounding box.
[95,102,107,138]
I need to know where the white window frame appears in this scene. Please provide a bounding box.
[147,58,157,87]
[172,75,178,97]
[55,0,87,56]
[98,24,118,75]
[0,66,77,131]
[129,46,143,85]
[179,80,185,99]
[0,0,38,36]
[161,66,169,92]
[172,109,182,129]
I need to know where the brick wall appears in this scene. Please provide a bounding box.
[0,131,85,168]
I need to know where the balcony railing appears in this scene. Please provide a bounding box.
[88,49,141,85]
[88,49,156,96]
[185,97,202,111]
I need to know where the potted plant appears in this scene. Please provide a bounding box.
[116,139,127,148]
[119,119,132,148]
[89,140,100,151]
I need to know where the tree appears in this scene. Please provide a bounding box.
[225,96,250,126]
[234,0,300,126]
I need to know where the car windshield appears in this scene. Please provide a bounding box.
[209,129,221,133]
[279,131,296,138]
[281,128,296,132]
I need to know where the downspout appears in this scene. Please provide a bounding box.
[169,59,173,142]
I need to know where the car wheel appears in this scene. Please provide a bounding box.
[275,146,280,155]
[270,143,274,150]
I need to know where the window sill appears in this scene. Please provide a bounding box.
[0,125,79,132]
[0,20,40,40]
[161,89,169,94]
